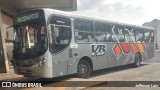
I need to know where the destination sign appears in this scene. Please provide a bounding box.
[17,13,39,23]
[14,10,44,24]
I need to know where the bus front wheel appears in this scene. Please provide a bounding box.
[77,60,91,79]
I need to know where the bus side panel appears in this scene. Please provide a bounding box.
[145,42,154,59]
[67,57,79,74]
[105,43,117,68]
[111,43,126,67]
[93,43,108,69]
[73,44,98,70]
[122,51,134,65]
[52,48,69,77]
[67,47,79,75]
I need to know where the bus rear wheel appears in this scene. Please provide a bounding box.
[77,60,91,79]
[133,54,141,67]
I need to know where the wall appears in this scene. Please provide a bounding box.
[0,12,13,36]
[0,10,10,72]
[1,11,13,63]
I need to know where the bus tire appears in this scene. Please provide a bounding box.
[133,53,141,67]
[77,60,91,79]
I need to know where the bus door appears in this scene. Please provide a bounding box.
[49,24,71,77]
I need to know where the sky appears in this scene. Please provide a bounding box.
[73,0,160,26]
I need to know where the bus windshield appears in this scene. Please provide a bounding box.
[13,22,47,60]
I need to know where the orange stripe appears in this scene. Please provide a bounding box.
[130,43,138,53]
[114,44,122,56]
[120,43,130,53]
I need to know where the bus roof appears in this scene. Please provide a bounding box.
[17,8,155,31]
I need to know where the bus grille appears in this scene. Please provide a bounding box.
[14,59,38,67]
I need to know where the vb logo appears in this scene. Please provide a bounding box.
[91,44,106,56]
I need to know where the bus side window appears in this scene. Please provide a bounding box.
[94,22,111,42]
[111,25,125,42]
[135,29,144,42]
[144,30,151,42]
[75,19,94,43]
[124,27,135,43]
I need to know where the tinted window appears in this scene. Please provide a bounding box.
[124,27,135,42]
[94,22,111,42]
[111,25,125,42]
[135,29,144,42]
[144,30,151,42]
[75,19,94,42]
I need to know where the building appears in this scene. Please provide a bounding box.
[143,19,160,50]
[0,0,77,73]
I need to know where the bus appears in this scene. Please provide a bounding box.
[8,8,155,78]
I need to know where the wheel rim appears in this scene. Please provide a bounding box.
[78,64,88,75]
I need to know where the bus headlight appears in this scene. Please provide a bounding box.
[33,57,47,68]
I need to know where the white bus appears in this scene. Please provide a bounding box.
[8,8,154,78]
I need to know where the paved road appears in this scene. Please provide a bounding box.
[81,51,160,90]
